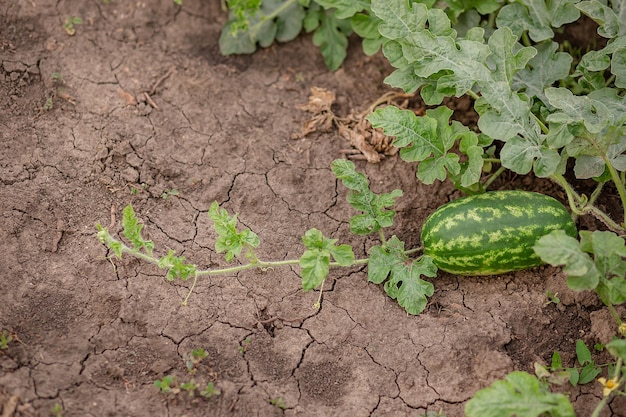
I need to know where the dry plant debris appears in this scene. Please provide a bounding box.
[294,87,418,163]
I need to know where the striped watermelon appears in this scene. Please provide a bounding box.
[421,190,578,275]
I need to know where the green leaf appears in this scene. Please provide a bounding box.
[465,371,576,417]
[576,339,592,365]
[367,235,406,284]
[576,0,626,39]
[370,0,426,39]
[208,201,260,263]
[351,13,383,56]
[534,230,600,291]
[158,250,197,281]
[331,159,402,235]
[579,230,626,304]
[299,248,330,291]
[367,236,437,315]
[551,351,562,370]
[122,205,154,255]
[578,363,601,385]
[545,87,612,134]
[313,0,369,19]
[606,339,626,362]
[496,0,580,43]
[219,0,305,55]
[299,228,354,291]
[512,41,573,104]
[305,3,352,70]
[369,106,483,185]
[383,256,436,315]
[486,27,536,84]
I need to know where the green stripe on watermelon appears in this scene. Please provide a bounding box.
[421,190,578,275]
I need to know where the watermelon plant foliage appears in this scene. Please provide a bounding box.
[106,0,626,413]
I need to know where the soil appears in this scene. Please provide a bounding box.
[1,1,625,416]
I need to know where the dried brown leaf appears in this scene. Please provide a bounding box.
[337,123,381,163]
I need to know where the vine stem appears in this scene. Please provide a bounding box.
[604,156,626,225]
[550,173,625,233]
[108,238,373,277]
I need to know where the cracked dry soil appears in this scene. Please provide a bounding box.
[1,1,626,416]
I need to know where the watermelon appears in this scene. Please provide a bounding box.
[421,190,578,275]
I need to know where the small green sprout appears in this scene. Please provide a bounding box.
[0,330,13,350]
[50,403,63,417]
[200,382,220,398]
[269,397,286,410]
[63,16,83,36]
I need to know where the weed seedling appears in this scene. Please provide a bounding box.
[269,397,286,410]
[50,403,63,417]
[185,347,208,373]
[544,291,560,306]
[200,382,220,399]
[63,16,83,36]
[154,348,219,401]
[238,337,252,355]
[0,330,13,350]
[161,188,179,199]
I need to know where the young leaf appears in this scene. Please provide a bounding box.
[511,41,573,105]
[122,205,154,255]
[331,159,402,235]
[208,201,260,263]
[96,224,124,258]
[578,362,602,385]
[367,235,406,284]
[158,250,197,281]
[299,228,355,291]
[465,371,576,417]
[576,0,625,39]
[551,351,562,370]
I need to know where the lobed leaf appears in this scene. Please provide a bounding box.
[122,205,154,255]
[219,0,306,55]
[465,371,576,417]
[496,0,580,43]
[305,3,352,71]
[208,201,260,263]
[313,0,369,19]
[158,250,197,281]
[299,228,354,291]
[331,159,402,235]
[369,105,486,186]
[368,236,437,315]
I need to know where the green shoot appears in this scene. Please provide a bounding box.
[63,16,82,36]
[269,397,286,410]
[0,330,13,350]
[200,382,221,398]
[50,403,63,417]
